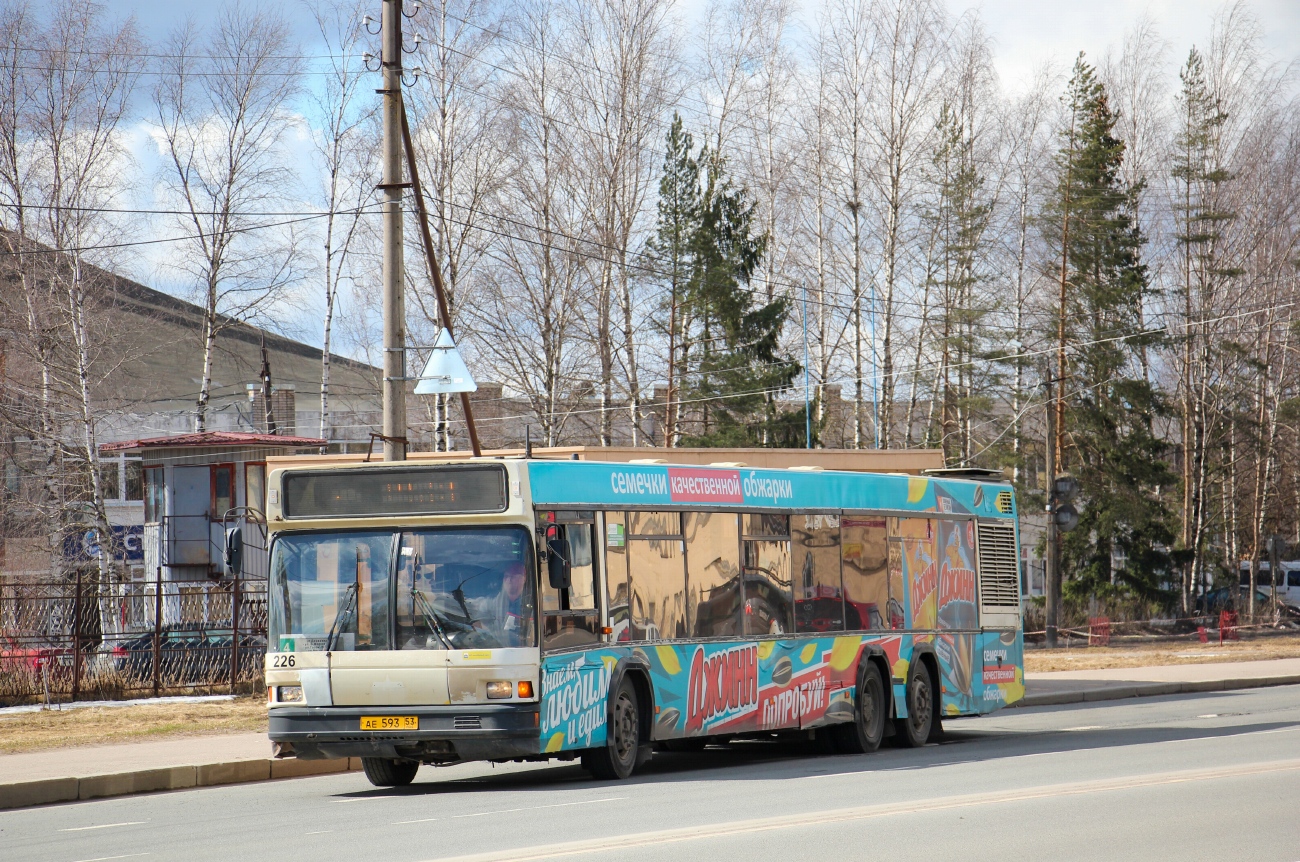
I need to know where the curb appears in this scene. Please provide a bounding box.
[0,757,363,811]
[1016,673,1300,708]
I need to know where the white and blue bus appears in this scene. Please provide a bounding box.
[261,456,1024,786]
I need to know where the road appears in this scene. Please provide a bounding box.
[4,686,1300,862]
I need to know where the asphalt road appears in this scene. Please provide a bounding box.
[5,686,1300,862]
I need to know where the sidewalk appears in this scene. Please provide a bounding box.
[3,658,1299,811]
[1019,657,1300,707]
[0,732,361,810]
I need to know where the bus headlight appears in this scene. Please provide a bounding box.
[486,681,512,699]
[276,685,304,703]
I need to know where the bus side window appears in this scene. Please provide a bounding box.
[793,514,843,634]
[627,512,685,641]
[684,512,741,638]
[841,516,889,631]
[541,523,601,651]
[605,512,630,640]
[898,518,938,631]
[742,513,792,636]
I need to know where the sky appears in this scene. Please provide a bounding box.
[109,0,1300,350]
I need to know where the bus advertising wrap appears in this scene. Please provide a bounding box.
[539,630,1024,753]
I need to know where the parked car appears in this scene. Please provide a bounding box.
[111,626,265,683]
[1195,586,1298,617]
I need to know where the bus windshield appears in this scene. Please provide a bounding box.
[269,526,536,651]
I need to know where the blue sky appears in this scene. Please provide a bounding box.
[109,0,1300,352]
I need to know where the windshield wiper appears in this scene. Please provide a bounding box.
[326,580,359,652]
[412,589,455,649]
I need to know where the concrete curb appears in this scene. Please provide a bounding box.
[1016,673,1300,708]
[0,757,363,811]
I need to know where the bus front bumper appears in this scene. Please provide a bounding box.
[269,703,541,763]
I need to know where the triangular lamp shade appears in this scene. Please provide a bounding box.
[413,329,478,395]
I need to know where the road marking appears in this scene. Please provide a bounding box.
[70,855,149,862]
[1062,725,1103,731]
[395,797,625,826]
[59,822,148,832]
[304,831,334,835]
[416,759,1300,862]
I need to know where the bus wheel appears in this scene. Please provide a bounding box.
[361,757,419,787]
[582,677,640,780]
[893,660,934,748]
[832,662,886,754]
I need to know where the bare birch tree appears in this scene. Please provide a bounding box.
[151,4,305,432]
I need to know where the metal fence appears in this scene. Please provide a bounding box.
[0,572,268,705]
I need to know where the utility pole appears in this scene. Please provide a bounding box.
[1044,383,1058,649]
[380,0,407,462]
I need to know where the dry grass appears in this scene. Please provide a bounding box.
[1025,632,1300,673]
[0,697,268,755]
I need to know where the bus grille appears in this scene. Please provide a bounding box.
[454,716,482,730]
[977,522,1020,609]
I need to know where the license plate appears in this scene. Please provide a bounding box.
[360,715,418,731]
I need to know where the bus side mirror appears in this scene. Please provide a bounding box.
[546,536,571,590]
[223,527,243,577]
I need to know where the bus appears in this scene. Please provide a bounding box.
[258,456,1025,787]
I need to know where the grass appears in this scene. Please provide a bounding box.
[0,697,268,755]
[1025,631,1300,673]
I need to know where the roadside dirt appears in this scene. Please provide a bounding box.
[0,697,267,755]
[1025,631,1300,672]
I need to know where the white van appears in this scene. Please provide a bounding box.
[1239,561,1300,608]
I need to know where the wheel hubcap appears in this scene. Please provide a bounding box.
[911,678,930,733]
[613,692,637,762]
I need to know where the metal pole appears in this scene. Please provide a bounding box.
[71,567,82,701]
[381,0,407,462]
[1045,382,1059,650]
[802,281,811,449]
[152,566,162,698]
[399,100,481,456]
[230,570,240,696]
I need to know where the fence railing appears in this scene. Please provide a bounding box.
[0,571,267,705]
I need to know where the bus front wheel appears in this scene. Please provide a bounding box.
[893,660,936,748]
[361,757,419,787]
[582,677,641,780]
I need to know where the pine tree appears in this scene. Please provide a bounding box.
[1049,56,1175,601]
[1171,47,1236,611]
[648,116,799,447]
[647,114,701,447]
[925,103,993,465]
[681,150,800,446]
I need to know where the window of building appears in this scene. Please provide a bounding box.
[211,464,234,519]
[143,466,164,524]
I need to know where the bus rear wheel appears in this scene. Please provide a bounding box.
[893,660,935,748]
[831,661,886,754]
[582,677,640,780]
[361,757,419,787]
